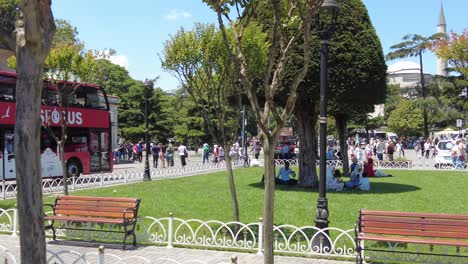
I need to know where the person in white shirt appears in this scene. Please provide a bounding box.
[452,139,463,169]
[178,143,188,167]
[424,140,431,159]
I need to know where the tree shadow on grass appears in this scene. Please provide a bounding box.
[248,181,420,194]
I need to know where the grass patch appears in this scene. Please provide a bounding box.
[0,167,467,229]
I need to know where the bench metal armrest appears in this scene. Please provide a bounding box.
[123,208,136,223]
[44,204,56,216]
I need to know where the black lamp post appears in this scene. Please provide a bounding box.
[314,0,339,249]
[143,79,152,181]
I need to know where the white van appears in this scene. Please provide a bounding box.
[372,131,398,142]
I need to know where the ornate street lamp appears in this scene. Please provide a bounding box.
[143,79,152,181]
[314,0,339,250]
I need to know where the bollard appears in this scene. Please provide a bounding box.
[231,255,238,264]
[257,217,263,255]
[98,245,105,264]
[11,209,18,238]
[124,170,128,184]
[167,212,174,248]
[100,171,104,187]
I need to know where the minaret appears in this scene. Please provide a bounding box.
[436,2,448,76]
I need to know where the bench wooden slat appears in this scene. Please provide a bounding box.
[362,221,468,233]
[57,200,137,208]
[54,205,134,213]
[361,210,468,220]
[357,234,468,247]
[45,215,124,224]
[362,227,468,239]
[57,195,138,203]
[361,215,468,227]
[55,209,133,219]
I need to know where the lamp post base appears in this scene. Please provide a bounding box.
[313,197,331,252]
[143,159,151,181]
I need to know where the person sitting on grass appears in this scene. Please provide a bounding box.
[363,158,392,177]
[326,165,344,191]
[276,161,297,185]
[350,156,358,174]
[345,164,362,190]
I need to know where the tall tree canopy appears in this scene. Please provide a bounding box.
[285,0,386,180]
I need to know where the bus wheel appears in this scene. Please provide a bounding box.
[66,160,82,177]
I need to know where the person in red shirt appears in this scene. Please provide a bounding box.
[363,158,392,177]
[363,158,376,177]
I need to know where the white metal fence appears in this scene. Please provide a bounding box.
[0,161,243,200]
[273,159,467,170]
[0,209,356,260]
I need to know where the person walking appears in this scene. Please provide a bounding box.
[178,143,188,167]
[424,139,431,159]
[376,139,385,161]
[397,140,405,157]
[414,142,421,159]
[136,141,143,162]
[202,143,209,164]
[253,142,262,160]
[387,141,395,161]
[158,143,166,168]
[151,143,159,168]
[166,140,175,167]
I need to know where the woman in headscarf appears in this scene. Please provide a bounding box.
[345,164,362,189]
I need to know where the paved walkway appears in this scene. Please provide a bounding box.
[0,235,353,264]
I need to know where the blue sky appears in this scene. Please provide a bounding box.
[52,0,467,91]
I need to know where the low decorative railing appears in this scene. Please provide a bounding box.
[273,159,466,171]
[0,160,242,200]
[0,209,355,259]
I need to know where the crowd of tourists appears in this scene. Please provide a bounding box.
[114,140,189,168]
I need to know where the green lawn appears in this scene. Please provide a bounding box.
[1,167,467,229]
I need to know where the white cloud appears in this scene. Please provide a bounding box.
[164,9,192,21]
[109,55,128,69]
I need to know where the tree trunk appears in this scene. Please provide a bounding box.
[223,146,239,223]
[296,108,318,187]
[15,52,47,264]
[335,115,349,176]
[262,139,275,263]
[60,140,68,195]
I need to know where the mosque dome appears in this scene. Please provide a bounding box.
[387,61,421,74]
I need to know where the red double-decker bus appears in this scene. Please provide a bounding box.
[0,71,113,180]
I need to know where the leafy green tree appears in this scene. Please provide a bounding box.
[0,0,55,262]
[426,76,468,129]
[161,23,242,222]
[387,99,423,137]
[203,0,322,262]
[386,33,443,137]
[53,19,79,46]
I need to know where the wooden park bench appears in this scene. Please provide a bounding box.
[355,210,468,264]
[45,195,141,249]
